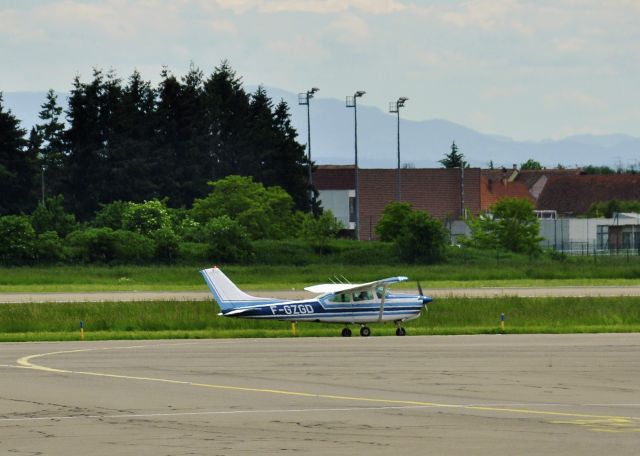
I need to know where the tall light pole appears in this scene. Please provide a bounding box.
[346,90,366,240]
[298,87,319,189]
[389,97,408,201]
[41,165,46,206]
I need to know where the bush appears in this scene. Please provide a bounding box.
[67,228,117,263]
[202,216,254,263]
[30,195,77,236]
[395,211,448,263]
[93,200,131,229]
[301,210,343,253]
[112,230,154,263]
[0,215,36,265]
[469,198,542,254]
[122,199,171,235]
[191,175,296,240]
[34,231,67,263]
[152,227,180,263]
[175,217,204,242]
[177,242,210,263]
[375,202,414,241]
[374,202,448,264]
[334,240,399,265]
[253,239,316,265]
[67,228,153,264]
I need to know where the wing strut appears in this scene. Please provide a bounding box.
[378,284,387,322]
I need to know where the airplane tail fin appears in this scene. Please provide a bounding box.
[200,267,273,311]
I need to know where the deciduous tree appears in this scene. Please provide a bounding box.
[469,197,542,254]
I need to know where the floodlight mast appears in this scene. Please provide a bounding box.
[389,97,408,201]
[346,90,366,240]
[298,87,319,190]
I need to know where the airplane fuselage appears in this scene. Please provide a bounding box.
[220,293,428,325]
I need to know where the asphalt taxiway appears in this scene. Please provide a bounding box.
[1,334,639,455]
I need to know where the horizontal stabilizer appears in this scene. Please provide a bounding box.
[223,308,253,316]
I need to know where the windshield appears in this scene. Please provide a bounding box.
[375,286,390,299]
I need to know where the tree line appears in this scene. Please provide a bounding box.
[0,61,315,220]
[0,175,342,266]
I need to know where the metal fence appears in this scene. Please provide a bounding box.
[542,239,640,256]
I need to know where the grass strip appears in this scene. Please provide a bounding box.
[1,296,640,342]
[1,261,640,292]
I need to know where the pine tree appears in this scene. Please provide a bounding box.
[0,92,37,214]
[439,141,467,168]
[203,60,250,178]
[107,70,158,202]
[174,63,210,206]
[64,69,121,220]
[248,86,277,181]
[154,65,211,207]
[272,100,314,212]
[36,89,66,197]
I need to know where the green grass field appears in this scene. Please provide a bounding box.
[1,254,640,293]
[2,296,640,342]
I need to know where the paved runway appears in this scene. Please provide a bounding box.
[1,334,639,455]
[3,285,640,303]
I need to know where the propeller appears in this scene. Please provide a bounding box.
[417,281,430,310]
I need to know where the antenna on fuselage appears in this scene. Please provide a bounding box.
[340,275,351,284]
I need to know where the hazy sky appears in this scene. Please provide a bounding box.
[2,0,639,140]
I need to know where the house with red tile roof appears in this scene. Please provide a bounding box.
[480,168,535,211]
[536,174,640,216]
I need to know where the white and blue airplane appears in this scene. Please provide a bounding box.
[200,266,432,337]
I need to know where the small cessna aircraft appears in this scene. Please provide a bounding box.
[200,267,432,336]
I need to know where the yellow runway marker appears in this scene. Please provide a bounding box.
[15,344,640,433]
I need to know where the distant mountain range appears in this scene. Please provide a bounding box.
[4,89,639,169]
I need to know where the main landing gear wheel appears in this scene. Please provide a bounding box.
[360,326,371,337]
[341,327,352,337]
[395,327,406,336]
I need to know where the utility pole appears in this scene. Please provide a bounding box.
[389,97,408,201]
[346,91,366,240]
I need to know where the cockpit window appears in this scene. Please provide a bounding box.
[375,286,389,299]
[353,290,373,302]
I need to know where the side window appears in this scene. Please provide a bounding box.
[329,293,351,303]
[376,287,388,299]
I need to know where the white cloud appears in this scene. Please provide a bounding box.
[2,0,186,42]
[265,35,330,63]
[436,0,524,32]
[0,8,47,43]
[327,14,371,44]
[544,90,604,109]
[481,86,523,100]
[215,0,408,15]
[208,18,239,36]
[554,37,586,53]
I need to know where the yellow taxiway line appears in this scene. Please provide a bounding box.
[15,344,640,433]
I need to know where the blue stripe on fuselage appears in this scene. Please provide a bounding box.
[220,298,424,322]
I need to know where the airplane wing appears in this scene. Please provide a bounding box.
[304,276,408,295]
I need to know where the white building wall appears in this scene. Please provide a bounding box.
[317,189,354,229]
